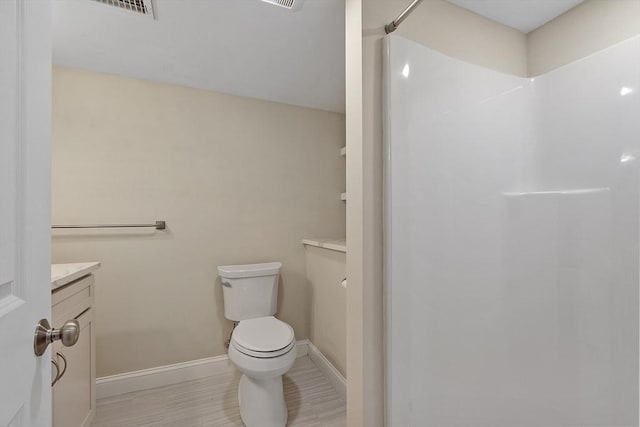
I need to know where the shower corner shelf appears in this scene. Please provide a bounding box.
[502,187,610,197]
[340,192,347,201]
[340,146,346,157]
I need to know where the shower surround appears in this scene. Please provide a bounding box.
[384,35,640,426]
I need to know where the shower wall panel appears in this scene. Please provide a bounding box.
[384,35,640,427]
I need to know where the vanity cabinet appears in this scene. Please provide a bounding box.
[51,273,96,427]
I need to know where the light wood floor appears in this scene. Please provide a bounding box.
[91,356,346,427]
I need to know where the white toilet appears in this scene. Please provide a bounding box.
[218,262,296,427]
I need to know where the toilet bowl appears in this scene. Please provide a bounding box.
[217,262,295,427]
[228,316,296,427]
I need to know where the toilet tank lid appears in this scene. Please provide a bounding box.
[217,262,282,279]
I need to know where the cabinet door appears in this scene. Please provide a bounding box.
[53,308,95,427]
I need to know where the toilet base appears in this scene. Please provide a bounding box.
[238,374,288,427]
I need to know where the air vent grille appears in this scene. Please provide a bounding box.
[261,0,296,10]
[93,0,154,16]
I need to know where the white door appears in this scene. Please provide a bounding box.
[0,1,52,426]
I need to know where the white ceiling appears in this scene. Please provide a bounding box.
[447,0,584,33]
[53,0,345,113]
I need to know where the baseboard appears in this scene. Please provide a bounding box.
[306,342,346,401]
[96,340,310,399]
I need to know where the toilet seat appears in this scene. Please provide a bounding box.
[231,316,295,359]
[232,339,295,359]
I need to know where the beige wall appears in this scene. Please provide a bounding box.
[52,66,345,377]
[305,246,347,376]
[528,0,640,76]
[346,0,528,425]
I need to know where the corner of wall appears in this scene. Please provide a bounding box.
[527,0,640,76]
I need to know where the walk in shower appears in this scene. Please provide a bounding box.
[384,35,640,426]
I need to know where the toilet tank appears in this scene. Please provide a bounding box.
[217,262,282,321]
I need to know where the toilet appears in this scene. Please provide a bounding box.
[218,262,296,427]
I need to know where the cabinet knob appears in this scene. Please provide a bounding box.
[34,318,80,356]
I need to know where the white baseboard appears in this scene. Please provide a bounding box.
[96,340,310,399]
[306,342,346,401]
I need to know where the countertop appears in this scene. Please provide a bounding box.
[302,238,346,253]
[51,262,101,291]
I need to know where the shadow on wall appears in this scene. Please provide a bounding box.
[276,269,310,343]
[214,276,230,348]
[51,227,174,241]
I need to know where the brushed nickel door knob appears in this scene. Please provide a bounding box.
[34,318,80,356]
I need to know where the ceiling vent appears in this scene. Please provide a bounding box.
[93,0,156,18]
[260,0,303,11]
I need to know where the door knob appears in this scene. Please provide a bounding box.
[34,318,80,356]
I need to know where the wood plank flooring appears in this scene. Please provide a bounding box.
[91,356,346,427]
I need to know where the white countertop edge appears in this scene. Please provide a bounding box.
[51,262,101,290]
[302,238,347,253]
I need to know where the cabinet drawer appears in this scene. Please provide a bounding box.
[53,307,95,427]
[52,274,94,325]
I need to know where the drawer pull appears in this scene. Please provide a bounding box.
[51,359,59,387]
[51,352,67,387]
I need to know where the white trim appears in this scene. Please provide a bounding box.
[295,338,309,357]
[96,340,310,399]
[306,342,346,401]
